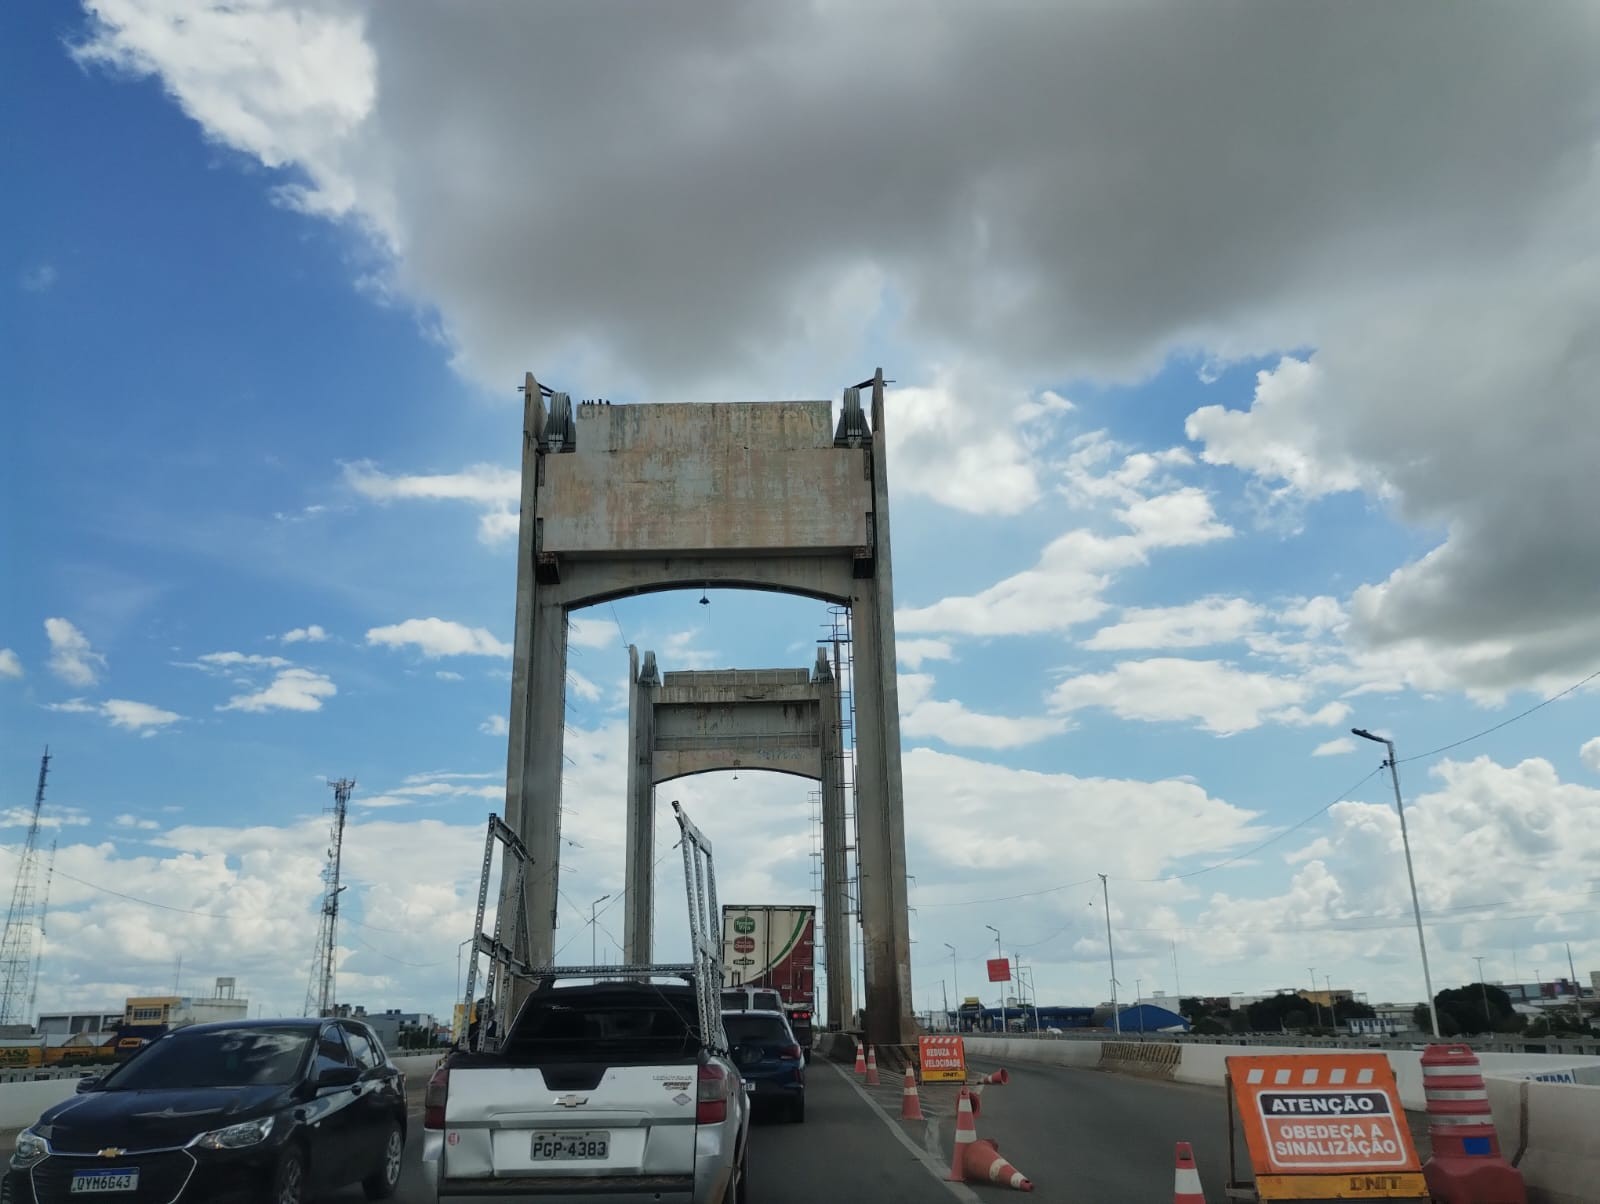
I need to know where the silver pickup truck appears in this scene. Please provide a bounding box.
[424,977,748,1203]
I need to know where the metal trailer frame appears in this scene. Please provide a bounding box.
[459,801,727,1056]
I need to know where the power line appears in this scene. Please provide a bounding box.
[1396,666,1600,764]
[917,877,1100,909]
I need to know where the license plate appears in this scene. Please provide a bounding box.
[70,1169,140,1194]
[530,1131,609,1161]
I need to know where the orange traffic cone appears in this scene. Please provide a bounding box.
[946,1088,978,1181]
[964,1139,1033,1192]
[853,1041,866,1076]
[865,1046,881,1086]
[975,1067,1010,1085]
[900,1064,924,1120]
[1172,1141,1203,1203]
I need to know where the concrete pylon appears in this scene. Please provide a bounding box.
[503,373,912,1041]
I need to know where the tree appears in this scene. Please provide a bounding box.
[1247,993,1320,1032]
[1428,984,1516,1036]
[1332,997,1376,1023]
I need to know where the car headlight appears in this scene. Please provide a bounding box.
[14,1128,49,1163]
[193,1116,274,1150]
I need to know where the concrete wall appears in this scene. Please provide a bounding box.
[960,1036,1600,1204]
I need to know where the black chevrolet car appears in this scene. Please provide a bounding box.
[3,1018,406,1204]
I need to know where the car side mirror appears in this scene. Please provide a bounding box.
[75,1076,101,1094]
[315,1065,361,1089]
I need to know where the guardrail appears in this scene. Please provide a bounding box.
[961,1028,1600,1056]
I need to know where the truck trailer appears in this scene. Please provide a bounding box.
[721,904,816,1050]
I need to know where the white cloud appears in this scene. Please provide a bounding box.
[1047,658,1342,736]
[435,670,463,682]
[343,460,520,546]
[114,814,161,831]
[195,651,291,670]
[898,673,1066,750]
[567,616,617,650]
[403,771,499,785]
[480,714,509,736]
[898,488,1231,638]
[1313,737,1357,758]
[1581,737,1600,775]
[567,670,602,704]
[366,618,511,659]
[45,618,106,687]
[659,629,719,670]
[46,697,181,734]
[0,649,21,679]
[896,639,953,670]
[0,809,91,830]
[220,668,337,713]
[1085,596,1263,651]
[20,264,57,292]
[279,625,329,643]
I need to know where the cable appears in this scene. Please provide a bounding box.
[608,603,630,648]
[917,877,1100,909]
[1396,666,1600,764]
[346,929,448,969]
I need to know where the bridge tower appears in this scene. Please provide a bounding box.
[502,371,913,1046]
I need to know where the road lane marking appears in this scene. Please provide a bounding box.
[826,1060,983,1203]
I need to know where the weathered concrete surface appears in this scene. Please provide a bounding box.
[504,373,912,1042]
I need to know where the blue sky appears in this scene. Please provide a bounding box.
[4,2,1599,1022]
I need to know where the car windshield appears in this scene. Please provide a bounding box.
[723,1014,790,1045]
[105,1027,313,1090]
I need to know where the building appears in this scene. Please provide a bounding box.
[1303,988,1361,1008]
[36,1010,122,1038]
[123,977,248,1029]
[331,1006,441,1051]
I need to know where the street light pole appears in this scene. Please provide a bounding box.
[1474,956,1491,1033]
[591,894,611,966]
[986,925,1007,1033]
[944,942,959,1029]
[1352,727,1440,1038]
[1099,874,1121,1035]
[1308,968,1322,1030]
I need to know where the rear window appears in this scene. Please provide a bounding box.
[503,988,701,1063]
[723,1015,791,1045]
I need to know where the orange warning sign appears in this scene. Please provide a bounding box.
[918,1035,967,1083]
[1227,1054,1423,1199]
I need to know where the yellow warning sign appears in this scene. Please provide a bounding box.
[918,1035,967,1082]
[1227,1054,1424,1201]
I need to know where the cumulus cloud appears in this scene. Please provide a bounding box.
[898,488,1231,637]
[193,651,291,670]
[896,639,953,670]
[47,697,181,734]
[279,625,328,643]
[566,616,617,650]
[114,814,161,831]
[0,649,21,679]
[435,670,463,682]
[366,618,511,659]
[343,460,520,545]
[480,714,508,736]
[1048,658,1346,736]
[219,668,337,713]
[1313,737,1357,758]
[1085,597,1263,651]
[45,618,105,686]
[898,673,1066,751]
[1581,737,1600,775]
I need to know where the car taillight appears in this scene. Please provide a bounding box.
[792,1011,810,1021]
[696,1062,730,1124]
[423,1064,449,1130]
[779,1044,803,1061]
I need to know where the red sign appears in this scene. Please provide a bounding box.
[986,958,1011,983]
[733,936,755,954]
[917,1035,967,1082]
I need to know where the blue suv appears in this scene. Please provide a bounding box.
[722,1009,806,1123]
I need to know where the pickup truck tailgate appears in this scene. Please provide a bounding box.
[443,1063,698,1180]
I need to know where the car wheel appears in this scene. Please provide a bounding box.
[362,1122,404,1199]
[268,1145,307,1204]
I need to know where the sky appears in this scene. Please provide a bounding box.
[3,1,1599,1025]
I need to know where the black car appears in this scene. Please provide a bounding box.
[3,1017,406,1204]
[721,1009,806,1122]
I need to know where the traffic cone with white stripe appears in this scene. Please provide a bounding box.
[900,1063,924,1120]
[853,1041,866,1076]
[1172,1141,1203,1204]
[865,1045,881,1086]
[946,1087,978,1181]
[964,1139,1034,1192]
[1420,1044,1526,1203]
[975,1067,1010,1085]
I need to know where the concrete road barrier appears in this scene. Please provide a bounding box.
[1099,1041,1180,1079]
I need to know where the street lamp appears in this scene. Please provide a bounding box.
[1308,968,1322,1030]
[1352,726,1440,1038]
[944,943,959,1030]
[1099,874,1121,1035]
[986,925,1007,1033]
[1474,956,1491,1033]
[456,937,474,1005]
[591,894,611,966]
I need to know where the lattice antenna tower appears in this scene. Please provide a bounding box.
[304,778,354,1017]
[0,749,50,1026]
[27,842,57,1024]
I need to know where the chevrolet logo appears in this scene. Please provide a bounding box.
[98,1148,126,1159]
[554,1094,588,1108]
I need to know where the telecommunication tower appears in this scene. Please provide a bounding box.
[0,750,50,1025]
[304,778,354,1017]
[27,842,57,1024]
